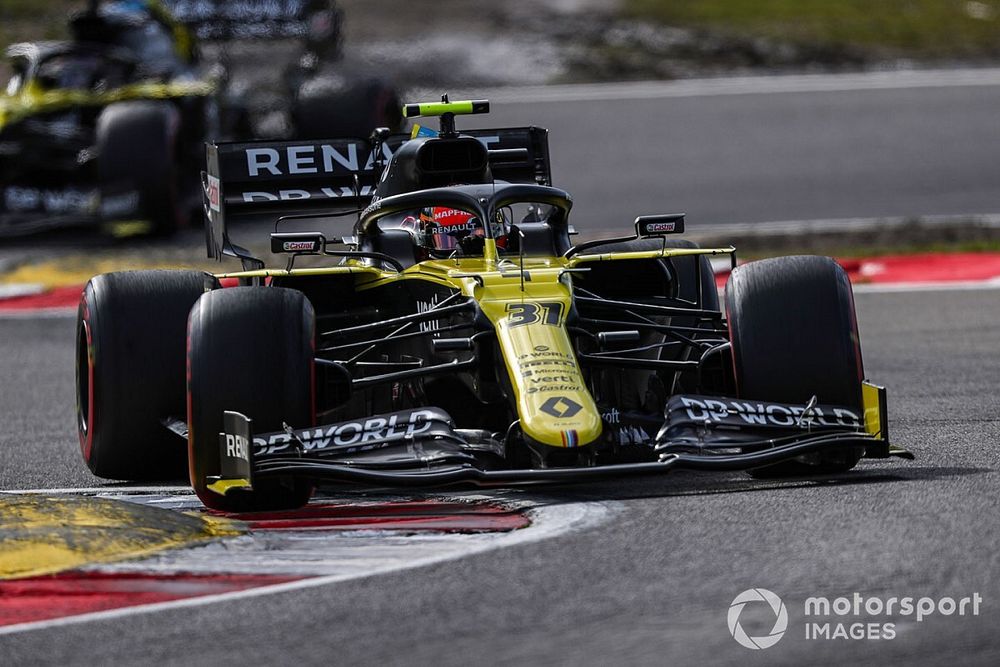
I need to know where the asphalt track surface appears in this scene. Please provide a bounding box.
[465,70,1000,231]
[0,286,998,664]
[2,72,1000,664]
[3,68,998,261]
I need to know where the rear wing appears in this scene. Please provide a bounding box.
[203,127,552,260]
[162,0,340,41]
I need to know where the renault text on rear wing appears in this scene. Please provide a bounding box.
[203,127,551,259]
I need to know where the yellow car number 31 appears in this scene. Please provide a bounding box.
[506,302,565,327]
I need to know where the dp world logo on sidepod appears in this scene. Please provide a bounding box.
[728,588,788,649]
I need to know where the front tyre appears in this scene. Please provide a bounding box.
[187,287,315,512]
[77,270,205,479]
[726,255,865,475]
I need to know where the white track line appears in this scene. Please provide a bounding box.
[852,279,1000,293]
[470,68,1000,104]
[0,499,616,636]
[0,284,45,299]
[0,307,75,319]
[686,213,1000,239]
[0,486,193,495]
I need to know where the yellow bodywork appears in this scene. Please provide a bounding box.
[0,78,214,132]
[219,243,735,450]
[861,380,887,440]
[206,478,252,496]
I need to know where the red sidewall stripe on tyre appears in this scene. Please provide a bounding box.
[78,306,95,462]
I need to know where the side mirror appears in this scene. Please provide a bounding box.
[564,213,687,259]
[635,214,685,237]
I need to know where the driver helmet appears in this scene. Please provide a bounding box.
[422,207,481,250]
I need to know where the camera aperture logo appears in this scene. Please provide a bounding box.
[728,588,984,649]
[728,588,788,650]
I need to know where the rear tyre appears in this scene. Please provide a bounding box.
[97,101,182,235]
[187,287,315,512]
[292,77,402,139]
[726,255,865,476]
[77,270,205,480]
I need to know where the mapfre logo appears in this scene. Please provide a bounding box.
[728,588,788,650]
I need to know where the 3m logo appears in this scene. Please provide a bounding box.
[540,397,583,419]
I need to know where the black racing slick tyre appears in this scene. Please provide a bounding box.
[187,287,315,512]
[725,255,865,475]
[77,270,205,480]
[97,101,182,235]
[292,77,402,139]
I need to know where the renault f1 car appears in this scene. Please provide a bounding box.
[0,3,215,236]
[1,0,400,237]
[75,99,911,511]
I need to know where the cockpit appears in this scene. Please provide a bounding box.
[378,203,563,260]
[33,52,130,91]
[361,185,571,264]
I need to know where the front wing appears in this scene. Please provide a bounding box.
[205,389,912,496]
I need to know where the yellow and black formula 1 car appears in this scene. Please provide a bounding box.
[1,0,400,238]
[74,99,912,511]
[0,1,220,236]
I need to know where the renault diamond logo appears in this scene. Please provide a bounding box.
[540,397,583,419]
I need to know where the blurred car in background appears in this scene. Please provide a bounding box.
[0,0,402,238]
[162,0,403,141]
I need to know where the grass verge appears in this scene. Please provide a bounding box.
[1,1,79,71]
[737,239,1000,262]
[625,0,1000,59]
